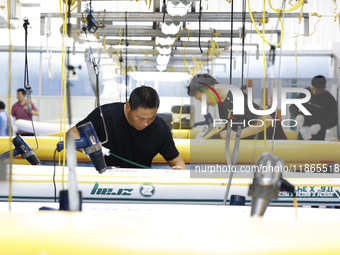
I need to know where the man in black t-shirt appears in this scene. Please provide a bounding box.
[67,86,186,169]
[187,74,287,140]
[289,75,338,140]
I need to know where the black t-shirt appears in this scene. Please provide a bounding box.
[289,87,338,140]
[77,103,179,168]
[218,91,287,140]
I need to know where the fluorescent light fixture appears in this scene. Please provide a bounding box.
[161,22,181,35]
[131,71,191,81]
[156,37,176,46]
[157,65,167,71]
[157,47,172,55]
[157,54,171,66]
[167,1,192,16]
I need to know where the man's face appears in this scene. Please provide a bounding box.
[126,104,158,131]
[16,91,25,102]
[194,91,217,107]
[311,86,325,96]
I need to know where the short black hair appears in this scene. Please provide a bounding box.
[0,101,5,110]
[17,88,26,95]
[187,73,219,96]
[129,86,160,111]
[311,75,326,89]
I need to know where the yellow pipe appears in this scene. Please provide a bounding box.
[1,137,339,165]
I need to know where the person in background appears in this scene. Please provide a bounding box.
[67,86,187,169]
[187,73,287,140]
[11,88,39,136]
[0,101,16,136]
[289,75,338,140]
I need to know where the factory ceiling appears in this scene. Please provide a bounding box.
[2,1,340,73]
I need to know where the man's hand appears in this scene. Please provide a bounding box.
[309,124,321,135]
[170,165,183,170]
[295,115,305,129]
[299,126,312,140]
[101,146,110,156]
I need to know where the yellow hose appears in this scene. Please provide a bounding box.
[7,0,13,211]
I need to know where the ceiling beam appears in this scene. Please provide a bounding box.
[41,12,308,22]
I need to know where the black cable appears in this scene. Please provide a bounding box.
[125,11,128,103]
[67,0,72,128]
[53,148,57,202]
[229,0,234,84]
[23,18,39,151]
[207,40,210,73]
[162,0,166,23]
[241,0,246,88]
[198,0,203,53]
[23,18,30,91]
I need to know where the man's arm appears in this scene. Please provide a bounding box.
[167,154,187,170]
[321,96,338,130]
[23,106,39,116]
[66,125,81,139]
[289,93,304,117]
[219,115,273,139]
[30,103,39,116]
[30,109,39,116]
[66,125,84,153]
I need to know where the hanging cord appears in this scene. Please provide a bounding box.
[241,0,246,88]
[7,0,13,212]
[53,148,57,202]
[58,0,69,190]
[229,0,234,84]
[94,53,109,145]
[162,0,166,23]
[23,18,39,151]
[207,40,210,73]
[23,19,30,95]
[262,0,267,150]
[108,152,151,169]
[80,10,110,145]
[198,0,203,53]
[125,11,128,102]
[271,0,286,154]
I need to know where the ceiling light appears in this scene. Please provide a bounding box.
[156,37,176,46]
[157,54,171,66]
[161,22,181,35]
[157,47,172,55]
[167,1,192,16]
[157,65,167,71]
[131,71,191,81]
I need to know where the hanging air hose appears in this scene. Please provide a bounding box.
[229,0,234,84]
[241,0,246,88]
[162,0,166,23]
[198,0,203,53]
[23,17,39,151]
[125,11,128,103]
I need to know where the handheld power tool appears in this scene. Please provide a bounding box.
[0,135,40,165]
[57,122,107,174]
[248,152,295,217]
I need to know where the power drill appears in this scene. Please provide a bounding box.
[0,135,40,165]
[57,122,107,174]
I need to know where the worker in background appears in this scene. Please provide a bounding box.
[11,88,39,136]
[187,73,287,140]
[0,101,16,136]
[67,86,186,169]
[289,75,338,140]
